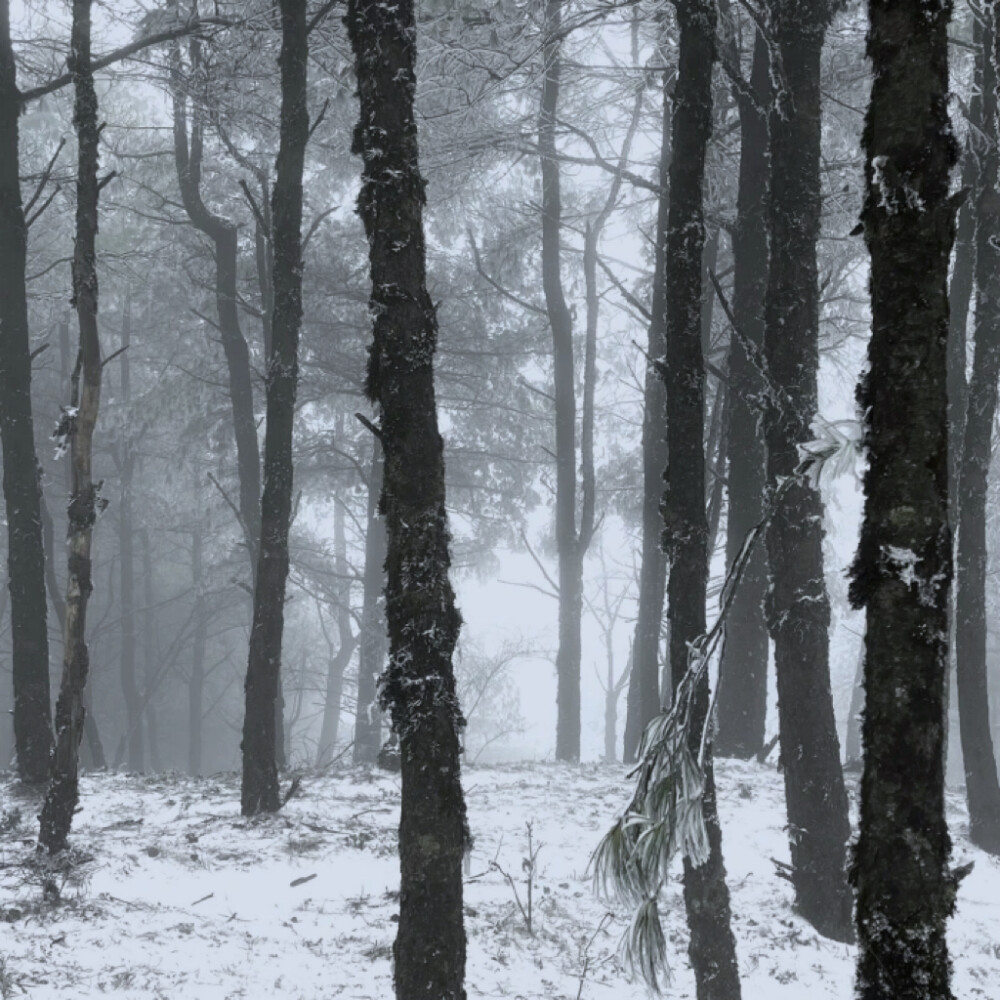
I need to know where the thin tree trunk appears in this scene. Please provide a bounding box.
[624,49,671,765]
[955,6,1000,855]
[0,0,52,783]
[715,27,770,760]
[241,0,309,816]
[660,5,741,997]
[353,436,386,765]
[762,0,853,942]
[539,0,594,763]
[171,41,261,567]
[851,0,958,992]
[317,487,356,766]
[118,292,142,771]
[141,527,160,771]
[346,0,468,994]
[38,0,103,853]
[948,16,984,527]
[189,526,206,775]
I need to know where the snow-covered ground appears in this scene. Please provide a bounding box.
[1,759,997,999]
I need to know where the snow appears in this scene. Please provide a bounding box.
[1,759,998,998]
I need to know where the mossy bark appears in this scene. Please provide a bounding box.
[346,0,468,997]
[851,0,959,994]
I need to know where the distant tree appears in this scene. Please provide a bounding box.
[850,0,960,992]
[538,0,597,764]
[241,0,309,816]
[955,5,1000,855]
[346,0,468,997]
[38,0,104,853]
[714,14,770,761]
[0,0,53,784]
[762,0,853,941]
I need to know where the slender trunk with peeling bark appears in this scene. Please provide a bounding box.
[38,0,103,853]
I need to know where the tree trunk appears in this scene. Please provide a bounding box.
[715,28,770,760]
[948,15,984,527]
[623,48,671,765]
[660,5,741,997]
[118,293,142,771]
[851,0,958,992]
[141,527,160,771]
[346,0,469,995]
[172,40,261,567]
[762,1,853,942]
[317,486,356,766]
[539,0,593,763]
[38,0,103,853]
[955,7,1000,855]
[189,526,206,775]
[353,436,386,765]
[241,0,309,816]
[0,0,53,784]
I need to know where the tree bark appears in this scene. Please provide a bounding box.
[955,5,1000,856]
[241,0,309,816]
[762,0,853,942]
[660,5,741,997]
[715,28,770,760]
[353,436,386,765]
[0,0,53,784]
[141,527,160,771]
[346,0,469,995]
[539,0,594,763]
[38,0,103,853]
[851,0,959,992]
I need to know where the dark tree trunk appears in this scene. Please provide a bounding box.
[623,52,671,765]
[353,437,386,765]
[715,29,770,760]
[539,0,594,763]
[346,0,469,995]
[189,526,206,775]
[241,0,309,816]
[851,0,958,992]
[172,41,261,567]
[38,0,103,853]
[955,6,1000,856]
[317,489,356,766]
[0,0,53,784]
[117,294,142,771]
[762,1,853,942]
[660,6,741,998]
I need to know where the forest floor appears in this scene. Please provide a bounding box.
[1,758,998,999]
